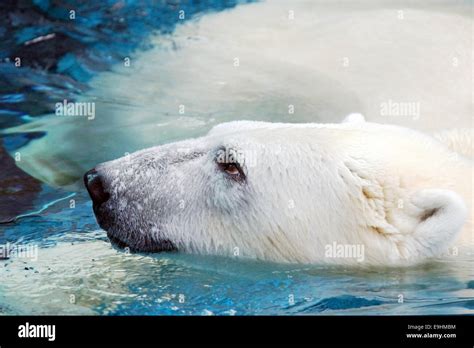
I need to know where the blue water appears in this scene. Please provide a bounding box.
[0,0,473,315]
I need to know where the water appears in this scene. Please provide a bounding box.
[0,1,472,315]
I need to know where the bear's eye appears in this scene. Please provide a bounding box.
[216,161,245,182]
[215,147,246,182]
[223,163,239,175]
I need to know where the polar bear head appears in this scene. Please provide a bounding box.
[85,120,469,265]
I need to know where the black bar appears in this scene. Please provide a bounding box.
[0,315,472,346]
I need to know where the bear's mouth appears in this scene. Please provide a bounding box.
[107,233,131,250]
[91,202,177,253]
[106,231,178,253]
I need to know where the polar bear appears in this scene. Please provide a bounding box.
[84,115,473,266]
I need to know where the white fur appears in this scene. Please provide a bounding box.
[433,129,473,160]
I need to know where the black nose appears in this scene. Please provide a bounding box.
[84,169,110,206]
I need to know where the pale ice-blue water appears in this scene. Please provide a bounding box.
[0,0,472,315]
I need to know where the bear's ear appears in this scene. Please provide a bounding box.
[395,189,467,262]
[342,113,365,124]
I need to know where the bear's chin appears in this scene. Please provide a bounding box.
[92,206,177,253]
[106,231,178,253]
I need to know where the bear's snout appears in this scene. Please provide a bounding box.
[84,168,110,208]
